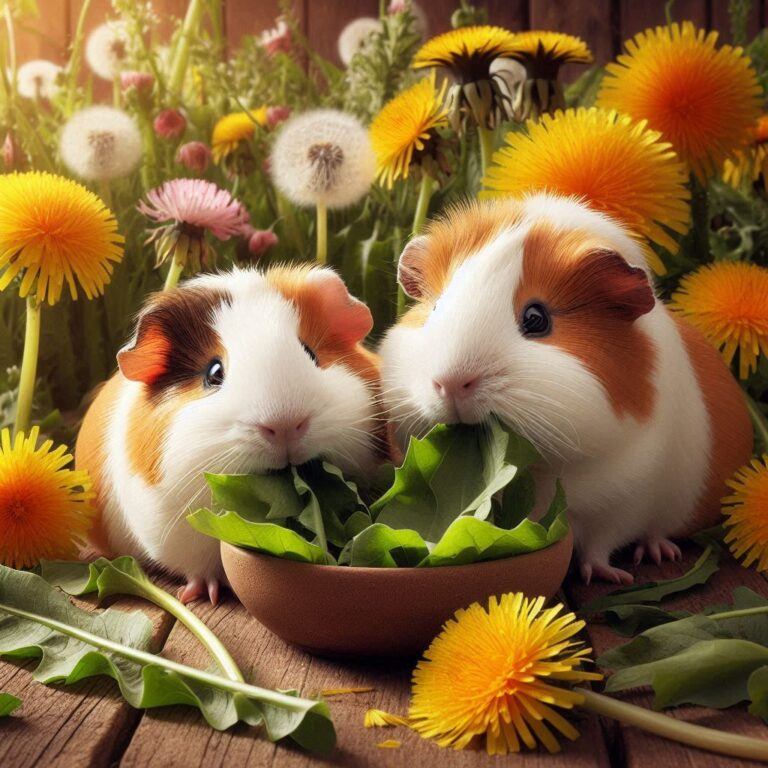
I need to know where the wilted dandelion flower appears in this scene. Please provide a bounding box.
[0,171,123,304]
[723,457,768,573]
[670,261,768,378]
[85,20,130,81]
[260,17,292,56]
[0,427,94,569]
[16,59,62,100]
[271,109,375,209]
[154,108,187,140]
[482,108,690,274]
[410,594,601,754]
[138,178,249,287]
[60,106,142,182]
[338,17,382,66]
[211,107,268,164]
[120,70,154,94]
[176,141,212,173]
[597,22,761,180]
[370,72,449,188]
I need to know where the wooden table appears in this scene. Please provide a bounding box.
[2,548,767,767]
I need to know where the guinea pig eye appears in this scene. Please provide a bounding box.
[302,342,319,366]
[520,302,552,338]
[204,358,225,388]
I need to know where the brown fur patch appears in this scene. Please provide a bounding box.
[400,198,525,301]
[673,316,753,534]
[515,222,658,421]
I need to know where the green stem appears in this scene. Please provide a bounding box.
[746,393,768,453]
[4,5,17,83]
[400,173,436,315]
[709,605,768,622]
[113,76,121,107]
[580,688,768,761]
[689,173,711,263]
[138,112,158,191]
[168,0,206,100]
[0,601,311,712]
[14,296,41,437]
[66,0,94,114]
[98,180,113,211]
[478,125,495,178]
[164,254,186,291]
[109,572,243,681]
[316,202,328,265]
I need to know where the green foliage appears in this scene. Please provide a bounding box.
[188,420,569,568]
[580,545,721,614]
[0,564,335,752]
[0,692,21,717]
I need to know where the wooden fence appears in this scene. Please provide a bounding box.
[10,1,768,78]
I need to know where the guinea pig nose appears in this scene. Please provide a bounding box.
[257,416,311,445]
[432,375,480,400]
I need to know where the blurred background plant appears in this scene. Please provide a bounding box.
[0,0,767,458]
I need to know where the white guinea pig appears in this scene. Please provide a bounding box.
[379,194,752,585]
[76,265,381,603]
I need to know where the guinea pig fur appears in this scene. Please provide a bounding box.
[379,193,752,585]
[76,265,382,603]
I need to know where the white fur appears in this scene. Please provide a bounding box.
[379,194,710,569]
[103,269,378,583]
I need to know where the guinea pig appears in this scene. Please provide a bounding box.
[76,265,382,603]
[379,193,753,585]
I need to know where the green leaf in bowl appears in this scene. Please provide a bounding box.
[338,524,430,567]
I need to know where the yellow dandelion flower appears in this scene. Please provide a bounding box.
[507,30,592,74]
[370,73,449,188]
[0,427,95,569]
[364,709,410,728]
[723,457,768,572]
[482,107,691,274]
[409,593,601,755]
[0,172,123,305]
[597,22,762,181]
[670,261,768,379]
[412,25,519,74]
[211,107,268,163]
[723,115,768,192]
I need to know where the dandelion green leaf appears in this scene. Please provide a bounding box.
[0,692,21,717]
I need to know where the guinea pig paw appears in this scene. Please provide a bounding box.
[580,560,634,586]
[178,577,206,605]
[633,538,682,566]
[207,579,221,606]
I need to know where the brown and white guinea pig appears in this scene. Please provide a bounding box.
[76,265,381,603]
[379,193,752,585]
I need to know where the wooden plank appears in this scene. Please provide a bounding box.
[0,578,176,768]
[566,546,768,768]
[120,593,611,766]
[620,0,708,46]
[12,0,70,63]
[529,0,615,81]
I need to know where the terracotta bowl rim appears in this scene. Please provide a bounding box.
[221,533,572,578]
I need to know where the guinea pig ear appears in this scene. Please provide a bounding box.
[585,248,656,321]
[117,312,171,385]
[397,235,429,299]
[306,269,373,345]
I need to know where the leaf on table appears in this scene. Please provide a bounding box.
[338,524,429,567]
[0,692,21,717]
[372,419,540,543]
[0,565,336,752]
[580,544,720,614]
[602,604,691,636]
[187,509,335,564]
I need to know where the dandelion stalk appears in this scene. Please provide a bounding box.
[746,393,768,453]
[164,254,186,291]
[579,688,768,761]
[316,203,328,265]
[14,296,41,438]
[168,0,206,100]
[477,125,495,175]
[66,0,94,114]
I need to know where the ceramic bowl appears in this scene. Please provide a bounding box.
[221,529,573,658]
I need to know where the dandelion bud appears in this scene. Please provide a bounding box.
[120,71,154,94]
[388,0,407,12]
[247,228,278,257]
[266,105,291,129]
[176,141,212,173]
[154,109,187,141]
[3,133,18,170]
